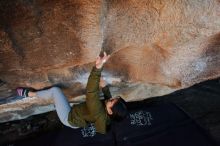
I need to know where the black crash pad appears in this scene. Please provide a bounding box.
[12,102,217,146]
[112,103,216,146]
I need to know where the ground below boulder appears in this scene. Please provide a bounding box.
[0,77,219,145]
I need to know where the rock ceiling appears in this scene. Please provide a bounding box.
[0,0,219,122]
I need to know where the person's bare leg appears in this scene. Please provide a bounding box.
[28,91,36,97]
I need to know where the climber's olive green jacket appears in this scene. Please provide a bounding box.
[68,67,111,134]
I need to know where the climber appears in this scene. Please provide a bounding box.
[16,52,128,134]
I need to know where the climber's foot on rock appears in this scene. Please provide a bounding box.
[16,88,29,98]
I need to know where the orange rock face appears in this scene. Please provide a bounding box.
[0,0,220,99]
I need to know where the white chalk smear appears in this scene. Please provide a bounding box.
[74,71,122,87]
[194,59,207,72]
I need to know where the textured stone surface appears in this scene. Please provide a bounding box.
[0,0,219,122]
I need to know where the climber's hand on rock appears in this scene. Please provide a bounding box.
[96,52,110,69]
